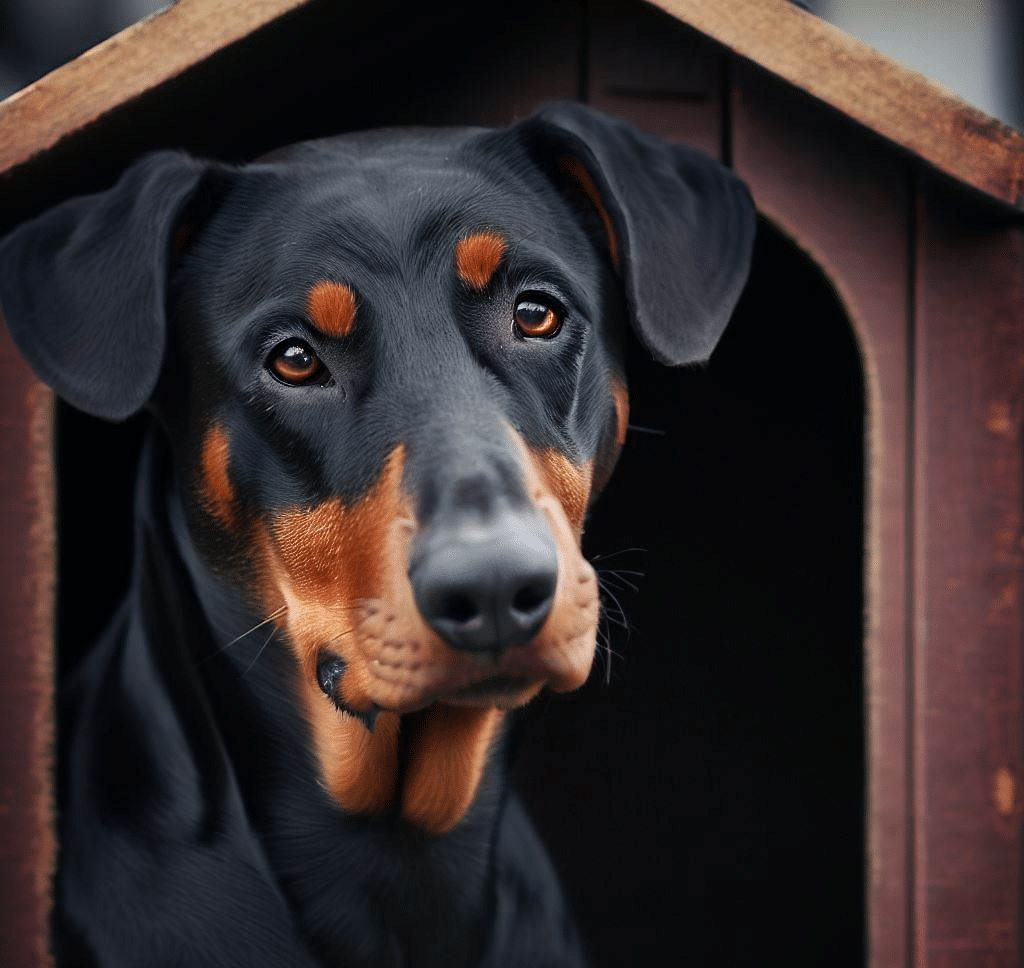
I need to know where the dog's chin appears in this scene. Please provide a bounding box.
[368,675,542,717]
[441,676,543,710]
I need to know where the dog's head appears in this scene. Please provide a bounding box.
[0,103,754,831]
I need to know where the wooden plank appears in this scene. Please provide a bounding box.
[912,182,1024,966]
[355,0,582,127]
[647,0,1024,210]
[731,61,912,968]
[0,0,312,176]
[588,0,722,158]
[0,327,55,968]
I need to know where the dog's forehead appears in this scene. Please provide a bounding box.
[249,126,544,239]
[190,127,581,322]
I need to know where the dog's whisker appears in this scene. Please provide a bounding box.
[601,638,625,663]
[194,604,288,666]
[595,626,612,685]
[594,566,634,684]
[597,581,632,637]
[603,609,630,630]
[626,423,665,436]
[241,627,279,680]
[598,569,638,585]
[594,619,625,685]
[589,547,648,562]
[225,604,288,648]
[596,570,634,598]
[598,569,642,594]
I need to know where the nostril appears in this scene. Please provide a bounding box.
[511,580,554,617]
[440,592,481,626]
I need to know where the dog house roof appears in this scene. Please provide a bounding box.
[0,0,1021,212]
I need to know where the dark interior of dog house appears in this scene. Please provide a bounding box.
[2,1,1022,966]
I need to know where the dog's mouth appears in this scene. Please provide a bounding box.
[447,674,534,704]
[315,647,543,724]
[310,642,546,834]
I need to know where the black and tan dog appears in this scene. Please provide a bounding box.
[0,102,754,967]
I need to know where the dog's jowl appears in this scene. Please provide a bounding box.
[0,103,754,968]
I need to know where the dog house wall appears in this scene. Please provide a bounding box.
[0,1,1020,966]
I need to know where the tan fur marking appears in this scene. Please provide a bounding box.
[402,706,504,834]
[559,157,620,272]
[200,424,237,529]
[510,428,600,694]
[257,447,409,815]
[317,709,401,814]
[610,377,630,448]
[455,231,506,290]
[270,446,407,603]
[526,447,592,534]
[307,280,357,339]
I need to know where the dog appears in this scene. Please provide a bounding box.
[0,102,754,967]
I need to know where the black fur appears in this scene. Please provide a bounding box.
[0,102,754,967]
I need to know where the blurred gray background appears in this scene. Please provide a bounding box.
[817,0,1023,131]
[0,0,1021,130]
[0,0,167,97]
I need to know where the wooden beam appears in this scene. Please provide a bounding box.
[911,182,1024,968]
[648,0,1024,210]
[0,0,312,177]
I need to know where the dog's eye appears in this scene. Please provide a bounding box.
[513,296,563,339]
[267,340,328,386]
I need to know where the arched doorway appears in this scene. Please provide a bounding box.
[515,218,866,967]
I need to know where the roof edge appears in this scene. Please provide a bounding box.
[0,0,311,177]
[0,0,1020,210]
[648,0,1024,210]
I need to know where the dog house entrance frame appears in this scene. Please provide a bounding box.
[0,0,1022,965]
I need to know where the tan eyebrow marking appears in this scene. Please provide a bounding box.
[455,231,506,290]
[307,281,357,338]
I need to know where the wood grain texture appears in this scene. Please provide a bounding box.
[588,0,722,158]
[0,317,55,968]
[647,0,1024,209]
[731,61,911,968]
[0,0,311,176]
[912,183,1024,967]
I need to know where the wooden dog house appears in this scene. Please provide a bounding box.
[0,0,1021,965]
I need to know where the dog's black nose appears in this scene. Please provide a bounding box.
[411,512,558,654]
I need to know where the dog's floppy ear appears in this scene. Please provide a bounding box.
[0,151,221,420]
[523,102,756,365]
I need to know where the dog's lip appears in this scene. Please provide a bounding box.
[340,665,544,717]
[442,674,534,706]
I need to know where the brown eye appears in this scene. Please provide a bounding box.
[267,340,327,386]
[513,296,563,339]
